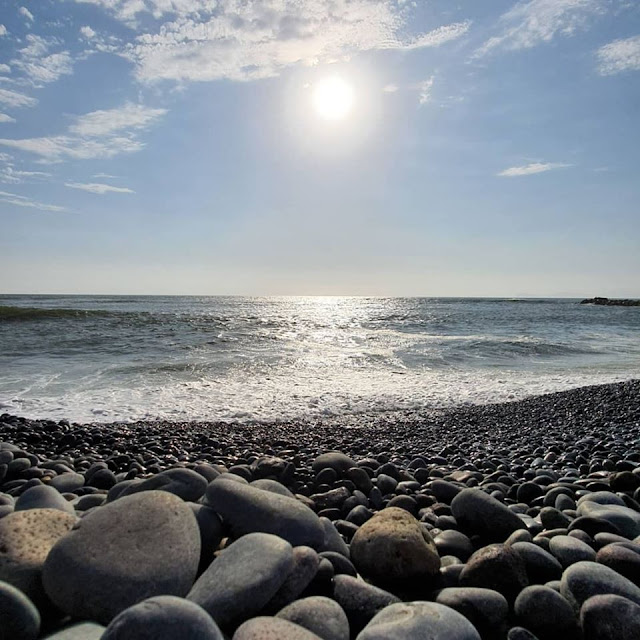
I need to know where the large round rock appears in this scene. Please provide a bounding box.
[312,453,356,476]
[560,561,640,611]
[451,489,526,543]
[206,476,324,549]
[188,532,294,629]
[277,596,349,640]
[233,617,324,639]
[0,579,40,640]
[0,508,77,604]
[580,594,640,640]
[356,601,481,640]
[351,507,440,586]
[42,490,201,624]
[102,595,224,640]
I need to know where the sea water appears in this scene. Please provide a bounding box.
[0,295,638,423]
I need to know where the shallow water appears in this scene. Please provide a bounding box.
[0,295,638,423]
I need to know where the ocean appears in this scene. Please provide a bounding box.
[0,295,638,424]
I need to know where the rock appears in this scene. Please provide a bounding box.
[580,594,640,640]
[265,546,320,612]
[49,472,85,493]
[319,551,357,577]
[120,468,208,502]
[14,485,75,515]
[277,596,350,640]
[434,530,474,562]
[451,489,526,543]
[188,532,293,629]
[511,542,563,584]
[0,508,77,604]
[514,585,579,639]
[577,492,626,508]
[312,453,356,476]
[356,601,482,640]
[549,535,596,568]
[42,491,200,624]
[233,617,323,639]
[41,622,106,639]
[596,543,640,586]
[560,561,640,611]
[251,479,296,498]
[332,575,400,636]
[459,544,528,605]
[319,517,350,558]
[430,480,463,504]
[189,503,224,571]
[351,507,440,587]
[0,579,40,640]
[101,595,224,639]
[434,587,508,640]
[576,501,640,539]
[205,476,324,549]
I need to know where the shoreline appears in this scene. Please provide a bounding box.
[2,379,638,467]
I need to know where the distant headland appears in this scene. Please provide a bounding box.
[580,296,640,306]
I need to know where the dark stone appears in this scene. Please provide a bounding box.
[451,489,526,543]
[187,532,293,629]
[580,594,640,640]
[101,595,224,639]
[514,585,579,639]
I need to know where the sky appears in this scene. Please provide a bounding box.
[0,0,638,297]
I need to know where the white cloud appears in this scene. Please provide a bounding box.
[0,102,166,161]
[19,6,34,22]
[399,21,472,50]
[597,34,640,74]
[498,162,572,177]
[0,64,10,74]
[0,190,65,212]
[93,172,119,179]
[476,0,607,57]
[415,76,435,105]
[0,25,7,37]
[0,113,16,123]
[12,35,74,86]
[70,102,167,136]
[0,88,37,108]
[383,84,399,93]
[80,26,97,39]
[82,1,471,83]
[65,181,134,194]
[0,164,51,183]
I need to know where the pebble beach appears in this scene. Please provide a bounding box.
[1,379,640,639]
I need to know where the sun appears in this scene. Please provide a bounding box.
[312,77,354,121]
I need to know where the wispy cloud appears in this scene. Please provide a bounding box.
[0,163,51,183]
[70,103,167,137]
[0,88,37,109]
[0,113,16,123]
[414,77,435,105]
[19,6,34,22]
[65,181,134,194]
[476,0,607,57]
[12,35,73,86]
[82,1,472,83]
[498,162,572,177]
[0,25,7,37]
[383,84,399,93]
[0,190,65,212]
[0,102,167,162]
[0,64,10,74]
[597,34,640,75]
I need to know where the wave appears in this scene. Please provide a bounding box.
[0,305,117,321]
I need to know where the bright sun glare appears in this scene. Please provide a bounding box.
[312,77,354,121]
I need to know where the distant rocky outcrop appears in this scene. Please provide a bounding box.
[580,297,640,306]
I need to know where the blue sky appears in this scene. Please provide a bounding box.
[0,0,638,296]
